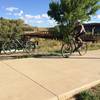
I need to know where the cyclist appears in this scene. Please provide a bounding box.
[73,20,86,47]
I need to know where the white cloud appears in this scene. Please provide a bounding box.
[48,20,54,24]
[36,20,43,24]
[20,16,43,25]
[6,7,24,17]
[19,10,23,16]
[30,20,44,24]
[6,7,18,12]
[24,14,49,20]
[96,14,100,19]
[41,14,49,19]
[14,10,23,16]
[25,14,34,19]
[47,19,57,26]
[20,16,28,24]
[7,12,12,15]
[24,14,41,19]
[5,7,54,27]
[33,15,41,19]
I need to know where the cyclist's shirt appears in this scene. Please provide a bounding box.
[74,24,86,35]
[74,24,86,42]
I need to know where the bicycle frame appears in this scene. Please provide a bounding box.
[61,34,87,58]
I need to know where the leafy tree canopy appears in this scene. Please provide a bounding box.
[48,0,100,38]
[0,17,24,41]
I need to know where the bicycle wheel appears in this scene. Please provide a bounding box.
[61,43,72,58]
[78,42,87,56]
[2,41,17,54]
[25,41,36,53]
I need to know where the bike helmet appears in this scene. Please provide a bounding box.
[75,20,81,25]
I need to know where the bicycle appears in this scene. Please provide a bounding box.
[2,34,36,54]
[15,35,37,53]
[2,38,17,54]
[61,34,87,58]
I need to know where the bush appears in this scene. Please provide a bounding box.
[77,91,100,100]
[0,17,24,41]
[76,84,100,100]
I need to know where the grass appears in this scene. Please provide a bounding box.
[33,38,100,53]
[88,43,100,50]
[32,38,62,53]
[75,84,100,100]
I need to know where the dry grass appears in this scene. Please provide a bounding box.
[31,38,100,54]
[31,38,62,53]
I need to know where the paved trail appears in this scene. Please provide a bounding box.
[0,50,100,100]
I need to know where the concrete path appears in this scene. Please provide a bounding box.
[0,50,100,100]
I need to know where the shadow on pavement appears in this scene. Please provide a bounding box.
[0,53,100,60]
[70,56,100,59]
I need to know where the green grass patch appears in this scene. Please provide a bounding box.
[76,84,100,100]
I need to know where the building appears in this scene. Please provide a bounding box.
[23,23,100,42]
[84,23,100,35]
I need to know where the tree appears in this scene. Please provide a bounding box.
[0,18,24,41]
[0,18,25,52]
[48,0,100,39]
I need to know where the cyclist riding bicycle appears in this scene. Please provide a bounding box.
[61,20,87,57]
[73,20,86,47]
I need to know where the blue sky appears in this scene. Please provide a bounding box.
[0,0,100,27]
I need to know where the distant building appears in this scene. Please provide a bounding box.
[23,23,100,42]
[84,23,100,35]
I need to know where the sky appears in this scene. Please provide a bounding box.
[0,0,100,27]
